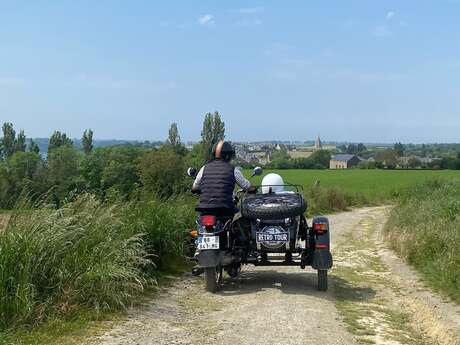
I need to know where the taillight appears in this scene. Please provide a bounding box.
[313,222,328,234]
[200,215,216,227]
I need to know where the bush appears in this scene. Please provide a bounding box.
[385,179,460,302]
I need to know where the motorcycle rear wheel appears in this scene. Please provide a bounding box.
[205,267,219,292]
[317,269,328,291]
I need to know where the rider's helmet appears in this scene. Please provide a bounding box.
[212,140,235,162]
[261,173,285,194]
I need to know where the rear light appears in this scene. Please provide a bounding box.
[200,215,216,227]
[313,222,328,234]
[315,243,329,249]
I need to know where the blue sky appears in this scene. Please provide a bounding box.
[1,1,460,143]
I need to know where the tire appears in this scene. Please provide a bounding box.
[317,269,328,291]
[242,194,306,220]
[205,267,218,293]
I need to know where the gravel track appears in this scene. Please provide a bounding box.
[91,207,460,345]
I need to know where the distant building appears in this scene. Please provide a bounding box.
[288,150,313,159]
[315,135,323,150]
[330,154,361,169]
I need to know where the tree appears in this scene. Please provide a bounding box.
[1,122,16,159]
[346,144,358,154]
[81,146,144,199]
[421,144,427,157]
[28,138,40,154]
[15,130,26,153]
[337,144,347,153]
[270,146,291,169]
[47,145,81,205]
[82,129,94,155]
[357,143,367,154]
[394,142,405,157]
[139,147,186,198]
[375,149,398,169]
[48,131,73,154]
[201,111,225,161]
[308,150,331,168]
[166,123,185,155]
[408,156,421,169]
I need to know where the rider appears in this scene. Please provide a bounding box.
[192,140,255,217]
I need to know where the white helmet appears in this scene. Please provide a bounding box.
[261,173,285,194]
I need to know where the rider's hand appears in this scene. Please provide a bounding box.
[247,186,257,194]
[191,188,201,195]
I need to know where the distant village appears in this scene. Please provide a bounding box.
[219,136,444,170]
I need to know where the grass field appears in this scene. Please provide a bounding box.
[248,169,460,201]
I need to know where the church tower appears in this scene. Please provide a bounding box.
[315,135,322,150]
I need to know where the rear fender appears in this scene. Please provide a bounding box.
[312,216,333,269]
[196,250,223,268]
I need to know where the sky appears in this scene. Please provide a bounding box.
[1,0,460,143]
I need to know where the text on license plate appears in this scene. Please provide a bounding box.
[196,236,220,250]
[256,232,289,243]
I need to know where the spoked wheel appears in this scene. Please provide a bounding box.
[204,266,222,293]
[317,269,328,291]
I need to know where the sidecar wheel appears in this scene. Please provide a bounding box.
[317,269,328,291]
[205,267,218,293]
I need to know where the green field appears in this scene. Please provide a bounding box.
[249,169,460,201]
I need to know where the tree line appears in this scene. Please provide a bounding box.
[0,112,225,209]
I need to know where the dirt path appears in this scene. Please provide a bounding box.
[91,207,460,345]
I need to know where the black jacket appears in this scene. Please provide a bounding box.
[197,159,236,210]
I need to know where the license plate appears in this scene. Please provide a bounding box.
[196,236,220,250]
[256,232,289,243]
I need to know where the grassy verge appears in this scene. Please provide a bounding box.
[0,195,195,344]
[385,179,460,302]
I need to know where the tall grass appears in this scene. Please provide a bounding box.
[306,185,368,215]
[0,195,195,332]
[123,196,196,272]
[385,179,460,302]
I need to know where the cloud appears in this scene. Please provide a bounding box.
[372,25,392,37]
[386,11,395,20]
[238,7,264,14]
[198,14,215,25]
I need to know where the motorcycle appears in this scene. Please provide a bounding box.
[187,167,333,293]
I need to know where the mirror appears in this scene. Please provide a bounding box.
[252,166,263,177]
[187,167,197,178]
